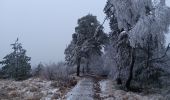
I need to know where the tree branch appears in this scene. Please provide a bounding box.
[139,43,170,65]
[149,43,170,62]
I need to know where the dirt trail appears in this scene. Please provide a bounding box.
[65,78,95,100]
[65,77,165,100]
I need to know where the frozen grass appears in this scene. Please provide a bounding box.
[0,78,73,100]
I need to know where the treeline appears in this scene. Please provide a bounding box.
[0,39,74,82]
[65,0,170,91]
[0,0,170,92]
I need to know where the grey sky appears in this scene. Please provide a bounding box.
[0,0,108,66]
[0,0,170,66]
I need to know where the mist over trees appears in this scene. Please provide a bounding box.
[0,0,170,96]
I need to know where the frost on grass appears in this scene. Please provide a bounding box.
[99,79,166,100]
[0,78,62,100]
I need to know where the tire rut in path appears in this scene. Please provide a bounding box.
[93,78,102,100]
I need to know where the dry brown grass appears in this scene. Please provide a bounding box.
[8,90,19,98]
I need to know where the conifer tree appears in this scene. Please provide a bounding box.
[34,62,44,77]
[65,14,107,76]
[0,38,31,80]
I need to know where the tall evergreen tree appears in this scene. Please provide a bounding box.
[0,38,31,80]
[65,14,107,76]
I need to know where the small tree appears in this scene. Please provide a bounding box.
[0,38,31,80]
[33,62,44,77]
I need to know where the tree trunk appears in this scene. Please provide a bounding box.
[82,66,85,74]
[86,60,89,73]
[126,48,135,90]
[77,58,81,76]
[116,78,122,85]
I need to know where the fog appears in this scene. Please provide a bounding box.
[0,0,170,66]
[0,0,108,66]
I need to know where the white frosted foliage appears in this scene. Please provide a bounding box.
[109,0,152,30]
[129,4,170,47]
[108,0,170,47]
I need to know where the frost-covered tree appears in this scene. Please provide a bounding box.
[134,39,170,87]
[104,0,128,85]
[87,53,104,75]
[105,0,170,90]
[33,62,44,77]
[65,14,107,76]
[65,34,77,65]
[0,38,31,80]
